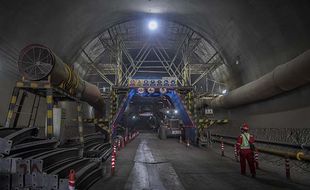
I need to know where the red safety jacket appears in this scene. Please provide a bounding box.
[236,132,254,151]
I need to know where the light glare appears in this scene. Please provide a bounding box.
[148,20,158,30]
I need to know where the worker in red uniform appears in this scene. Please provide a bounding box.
[236,123,256,177]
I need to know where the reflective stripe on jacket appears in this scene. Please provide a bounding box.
[236,133,255,151]
[241,133,250,149]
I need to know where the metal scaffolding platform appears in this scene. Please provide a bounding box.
[4,78,85,144]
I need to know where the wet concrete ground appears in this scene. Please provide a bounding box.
[90,133,310,190]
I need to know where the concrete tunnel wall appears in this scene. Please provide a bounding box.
[0,0,310,137]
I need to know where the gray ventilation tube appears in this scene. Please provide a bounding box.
[210,49,310,108]
[18,44,105,117]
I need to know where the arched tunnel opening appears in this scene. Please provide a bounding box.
[0,1,310,190]
[113,89,193,137]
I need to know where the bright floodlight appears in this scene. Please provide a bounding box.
[166,110,170,114]
[174,110,178,114]
[222,89,227,94]
[148,20,158,30]
[132,116,136,119]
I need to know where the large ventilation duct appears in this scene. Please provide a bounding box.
[211,49,310,108]
[18,44,105,116]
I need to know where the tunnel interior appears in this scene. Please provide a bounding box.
[0,1,310,190]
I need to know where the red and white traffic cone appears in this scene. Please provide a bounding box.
[111,143,117,176]
[234,144,239,162]
[221,138,224,156]
[113,143,117,158]
[68,169,75,190]
[285,157,290,179]
[111,152,116,176]
[118,139,121,150]
[254,151,259,169]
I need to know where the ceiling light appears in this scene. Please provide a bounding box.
[148,20,158,30]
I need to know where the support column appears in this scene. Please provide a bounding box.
[4,87,20,128]
[193,94,198,125]
[77,102,84,156]
[182,63,190,86]
[115,38,123,86]
[46,88,54,138]
[110,90,117,123]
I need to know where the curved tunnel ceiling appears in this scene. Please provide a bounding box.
[0,0,310,89]
[74,19,227,90]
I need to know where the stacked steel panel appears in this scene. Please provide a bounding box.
[0,128,111,190]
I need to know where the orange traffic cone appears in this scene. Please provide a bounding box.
[118,139,121,150]
[68,169,75,190]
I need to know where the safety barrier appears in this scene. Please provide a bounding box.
[111,144,116,175]
[221,137,224,156]
[254,151,259,169]
[234,144,239,162]
[110,131,140,176]
[212,135,310,162]
[212,134,310,151]
[118,139,121,151]
[212,135,310,180]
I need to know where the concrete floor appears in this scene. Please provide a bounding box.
[90,133,310,190]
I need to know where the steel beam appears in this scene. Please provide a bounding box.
[192,53,218,86]
[82,50,114,86]
[120,41,151,85]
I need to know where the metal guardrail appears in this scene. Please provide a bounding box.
[212,135,310,162]
[211,134,310,150]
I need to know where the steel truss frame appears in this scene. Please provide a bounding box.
[79,20,225,93]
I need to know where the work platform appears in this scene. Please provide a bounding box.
[90,133,310,190]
